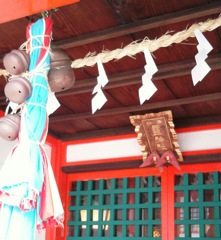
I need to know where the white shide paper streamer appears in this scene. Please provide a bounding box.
[139,49,158,104]
[191,29,213,86]
[46,91,61,116]
[91,60,108,114]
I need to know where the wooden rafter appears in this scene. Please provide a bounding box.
[0,1,221,142]
[0,54,220,102]
[50,92,221,123]
[0,54,220,116]
[59,115,221,141]
[54,2,221,48]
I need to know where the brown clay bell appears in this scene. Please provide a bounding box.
[4,76,32,104]
[48,48,75,92]
[48,66,75,92]
[50,48,72,68]
[3,49,30,75]
[0,114,20,141]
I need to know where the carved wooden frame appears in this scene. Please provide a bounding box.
[130,110,183,162]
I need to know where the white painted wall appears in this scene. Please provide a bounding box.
[66,128,221,163]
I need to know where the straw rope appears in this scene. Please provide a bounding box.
[0,69,10,78]
[71,15,221,68]
[0,15,221,77]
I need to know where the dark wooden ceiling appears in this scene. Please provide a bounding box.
[0,0,221,141]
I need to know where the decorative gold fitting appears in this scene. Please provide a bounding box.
[153,156,157,163]
[166,155,170,162]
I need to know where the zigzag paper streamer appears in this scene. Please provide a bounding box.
[92,60,108,114]
[191,29,213,86]
[139,49,158,104]
[5,101,19,115]
[46,91,61,116]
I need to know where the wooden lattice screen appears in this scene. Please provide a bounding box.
[174,172,221,239]
[67,176,162,239]
[66,165,221,239]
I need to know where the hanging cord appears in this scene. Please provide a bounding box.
[41,8,59,18]
[71,15,221,68]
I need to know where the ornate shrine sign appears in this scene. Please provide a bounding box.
[130,110,183,162]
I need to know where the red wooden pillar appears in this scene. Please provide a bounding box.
[127,178,135,237]
[55,141,68,240]
[166,167,175,240]
[45,136,68,240]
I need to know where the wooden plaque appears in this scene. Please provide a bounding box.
[130,110,183,162]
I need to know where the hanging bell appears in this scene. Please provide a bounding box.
[48,48,75,92]
[4,76,32,104]
[48,66,75,92]
[3,49,30,75]
[50,48,72,68]
[0,114,20,141]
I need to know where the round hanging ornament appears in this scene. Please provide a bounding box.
[3,49,30,75]
[0,114,21,141]
[4,76,32,104]
[48,48,75,92]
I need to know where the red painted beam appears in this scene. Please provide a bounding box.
[0,0,80,24]
[0,110,4,117]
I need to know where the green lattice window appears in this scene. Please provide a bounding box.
[67,176,162,239]
[174,172,221,239]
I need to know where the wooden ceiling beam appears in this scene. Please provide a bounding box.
[60,115,221,141]
[54,2,221,49]
[0,54,220,104]
[50,92,221,123]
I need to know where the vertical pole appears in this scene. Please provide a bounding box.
[127,178,135,236]
[51,139,68,240]
[165,167,175,240]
